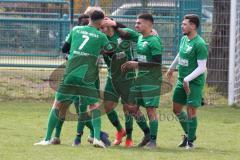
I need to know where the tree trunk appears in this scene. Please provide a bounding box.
[207,0,230,95]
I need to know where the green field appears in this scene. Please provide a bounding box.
[0,101,239,160]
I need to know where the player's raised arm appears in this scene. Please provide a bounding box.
[102,17,140,41]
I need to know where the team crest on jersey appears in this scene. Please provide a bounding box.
[142,41,148,47]
[117,38,122,45]
[186,45,193,53]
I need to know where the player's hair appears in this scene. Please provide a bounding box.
[184,14,200,28]
[105,17,127,28]
[90,10,105,22]
[137,13,154,23]
[78,14,89,26]
[84,6,105,16]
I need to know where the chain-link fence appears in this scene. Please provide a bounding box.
[0,0,69,68]
[206,0,230,100]
[0,0,231,105]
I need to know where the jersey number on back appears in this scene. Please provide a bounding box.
[79,35,89,50]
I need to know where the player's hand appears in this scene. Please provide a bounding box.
[121,61,138,72]
[166,69,174,84]
[183,80,191,95]
[102,17,116,27]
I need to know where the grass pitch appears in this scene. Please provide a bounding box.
[0,101,239,160]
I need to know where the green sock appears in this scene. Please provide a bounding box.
[45,108,59,141]
[107,110,122,131]
[75,132,83,141]
[149,120,158,141]
[125,114,133,139]
[188,117,197,141]
[177,111,189,134]
[54,118,64,138]
[77,114,86,136]
[85,115,94,138]
[91,109,101,140]
[135,115,150,135]
[77,103,88,135]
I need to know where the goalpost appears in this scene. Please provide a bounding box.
[228,0,240,105]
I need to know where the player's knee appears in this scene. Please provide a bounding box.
[78,112,90,121]
[172,107,181,115]
[172,102,184,115]
[127,105,138,115]
[89,103,100,110]
[59,106,69,118]
[146,108,157,120]
[187,107,197,118]
[104,101,116,113]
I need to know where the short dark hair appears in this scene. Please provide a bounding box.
[105,17,126,28]
[90,10,105,21]
[184,14,200,28]
[78,14,89,25]
[137,13,154,23]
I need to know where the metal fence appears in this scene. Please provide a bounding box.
[1,0,228,102]
[0,0,70,67]
[206,0,230,98]
[0,0,212,67]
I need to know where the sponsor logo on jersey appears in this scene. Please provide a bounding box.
[178,57,189,66]
[143,41,148,47]
[78,30,99,38]
[117,38,122,45]
[138,55,147,62]
[186,45,193,53]
[116,52,126,59]
[73,51,90,56]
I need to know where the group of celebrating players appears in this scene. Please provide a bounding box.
[34,6,208,150]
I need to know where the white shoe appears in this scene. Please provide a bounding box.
[185,141,194,150]
[34,140,51,146]
[87,136,94,144]
[93,138,106,148]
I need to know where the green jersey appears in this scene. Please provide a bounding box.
[136,35,163,62]
[64,25,110,82]
[65,25,110,60]
[128,34,163,105]
[178,35,208,85]
[103,28,139,68]
[136,35,163,78]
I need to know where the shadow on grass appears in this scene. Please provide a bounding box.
[107,145,238,155]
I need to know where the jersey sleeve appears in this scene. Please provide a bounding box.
[196,42,208,60]
[65,31,72,44]
[149,36,163,56]
[122,28,139,42]
[101,34,113,52]
[179,36,185,45]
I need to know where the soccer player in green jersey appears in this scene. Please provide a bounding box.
[167,14,208,149]
[34,10,111,148]
[101,17,156,147]
[121,13,163,149]
[50,13,110,147]
[100,19,152,147]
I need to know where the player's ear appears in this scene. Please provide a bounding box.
[190,23,196,30]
